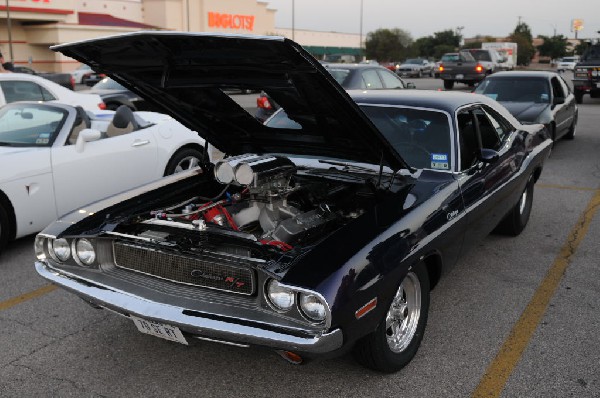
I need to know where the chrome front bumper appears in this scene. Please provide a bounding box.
[35,261,344,354]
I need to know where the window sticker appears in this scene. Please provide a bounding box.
[431,153,449,169]
[484,93,498,100]
[39,133,50,138]
[36,138,49,144]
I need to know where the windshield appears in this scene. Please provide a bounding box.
[265,106,451,170]
[0,104,67,147]
[92,78,126,90]
[404,59,422,64]
[327,69,351,86]
[474,77,550,103]
[359,105,451,170]
[561,57,577,62]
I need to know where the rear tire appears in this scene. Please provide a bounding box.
[443,80,454,90]
[353,262,430,373]
[574,90,584,104]
[164,148,206,176]
[494,175,534,236]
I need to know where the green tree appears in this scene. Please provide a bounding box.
[537,35,568,60]
[509,22,535,65]
[411,29,461,58]
[365,28,413,61]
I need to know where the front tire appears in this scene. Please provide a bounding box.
[0,203,10,254]
[564,114,577,140]
[164,148,205,176]
[443,80,454,90]
[494,175,534,236]
[353,262,430,373]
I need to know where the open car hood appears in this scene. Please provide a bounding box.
[52,32,408,171]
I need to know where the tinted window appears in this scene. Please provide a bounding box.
[326,69,351,86]
[361,70,384,89]
[441,54,459,62]
[360,105,451,170]
[550,77,565,98]
[475,77,550,103]
[0,104,67,147]
[465,50,492,62]
[378,70,404,89]
[0,81,56,103]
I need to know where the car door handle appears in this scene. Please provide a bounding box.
[132,140,150,147]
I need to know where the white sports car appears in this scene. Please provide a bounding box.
[0,73,106,111]
[0,102,207,252]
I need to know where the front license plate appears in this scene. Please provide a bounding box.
[455,74,464,79]
[131,315,188,345]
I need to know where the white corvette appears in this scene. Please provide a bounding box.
[0,102,207,252]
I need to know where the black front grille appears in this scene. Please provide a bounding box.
[113,242,255,295]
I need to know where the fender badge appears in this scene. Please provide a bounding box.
[355,297,378,320]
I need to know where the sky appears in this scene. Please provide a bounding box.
[264,0,600,41]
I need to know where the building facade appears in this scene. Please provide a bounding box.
[0,0,361,72]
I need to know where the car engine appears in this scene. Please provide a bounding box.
[118,155,378,258]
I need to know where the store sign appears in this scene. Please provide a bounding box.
[208,12,255,31]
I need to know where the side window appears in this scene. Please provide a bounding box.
[457,111,478,171]
[474,108,501,150]
[481,105,512,143]
[361,69,384,89]
[551,77,565,99]
[558,76,571,95]
[378,69,404,89]
[0,81,54,103]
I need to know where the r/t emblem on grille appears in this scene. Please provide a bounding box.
[225,276,246,289]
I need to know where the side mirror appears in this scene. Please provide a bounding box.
[553,96,565,105]
[405,82,416,89]
[75,128,102,152]
[478,148,499,164]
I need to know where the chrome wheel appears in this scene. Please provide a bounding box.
[519,188,528,215]
[173,155,201,173]
[386,271,421,353]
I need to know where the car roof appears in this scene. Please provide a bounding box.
[486,71,558,79]
[323,63,389,70]
[347,89,484,113]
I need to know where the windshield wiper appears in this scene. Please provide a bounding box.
[317,159,380,173]
[0,142,15,146]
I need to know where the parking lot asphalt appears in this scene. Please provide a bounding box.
[1,75,599,397]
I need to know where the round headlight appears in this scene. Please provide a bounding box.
[75,239,96,266]
[214,161,234,184]
[299,293,327,322]
[266,280,295,311]
[51,238,71,262]
[234,162,254,186]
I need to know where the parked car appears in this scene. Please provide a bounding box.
[0,73,106,111]
[395,58,435,78]
[0,101,207,252]
[12,66,75,90]
[70,63,93,84]
[438,51,486,90]
[82,77,158,111]
[556,56,579,72]
[572,44,600,104]
[35,32,552,373]
[474,71,578,142]
[256,63,414,122]
[460,49,503,74]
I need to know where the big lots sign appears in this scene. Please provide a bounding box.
[208,12,255,31]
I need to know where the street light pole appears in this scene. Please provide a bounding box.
[359,0,363,51]
[5,0,14,61]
